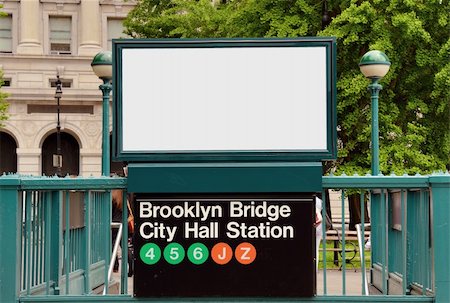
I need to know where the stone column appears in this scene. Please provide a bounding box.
[78,0,102,56]
[80,150,102,177]
[16,0,43,55]
[16,149,41,176]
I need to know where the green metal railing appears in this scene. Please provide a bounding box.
[0,175,127,302]
[1,173,449,303]
[320,173,449,303]
[20,189,111,295]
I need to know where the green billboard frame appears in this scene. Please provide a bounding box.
[113,37,336,163]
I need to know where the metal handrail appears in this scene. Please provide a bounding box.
[356,223,370,296]
[103,222,122,295]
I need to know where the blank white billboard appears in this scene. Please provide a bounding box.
[120,46,327,152]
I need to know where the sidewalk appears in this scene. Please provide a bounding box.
[317,269,371,295]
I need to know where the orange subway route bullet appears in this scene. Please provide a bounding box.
[211,242,233,265]
[235,242,256,265]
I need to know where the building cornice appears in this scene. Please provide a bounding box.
[4,88,103,103]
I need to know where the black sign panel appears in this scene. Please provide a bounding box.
[133,194,315,298]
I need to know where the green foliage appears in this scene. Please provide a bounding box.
[0,72,9,127]
[125,0,450,174]
[321,0,449,174]
[124,0,324,38]
[227,0,323,37]
[124,0,234,38]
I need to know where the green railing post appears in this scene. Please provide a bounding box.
[121,189,128,294]
[83,191,92,294]
[368,79,382,176]
[100,80,112,177]
[64,192,70,294]
[430,174,450,303]
[103,190,111,295]
[50,190,63,294]
[0,175,21,303]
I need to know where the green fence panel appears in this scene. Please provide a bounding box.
[2,174,449,303]
[0,175,21,303]
[1,175,126,302]
[430,175,450,303]
[323,174,444,300]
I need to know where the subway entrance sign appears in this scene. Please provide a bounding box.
[113,38,337,298]
[133,195,315,297]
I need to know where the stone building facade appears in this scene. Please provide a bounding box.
[0,0,135,176]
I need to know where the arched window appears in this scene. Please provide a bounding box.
[0,131,17,174]
[41,132,79,176]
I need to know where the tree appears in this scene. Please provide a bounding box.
[124,0,450,174]
[124,0,232,38]
[321,0,449,175]
[124,0,324,38]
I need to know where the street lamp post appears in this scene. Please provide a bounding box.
[91,51,113,177]
[54,75,63,176]
[321,0,330,30]
[359,50,391,176]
